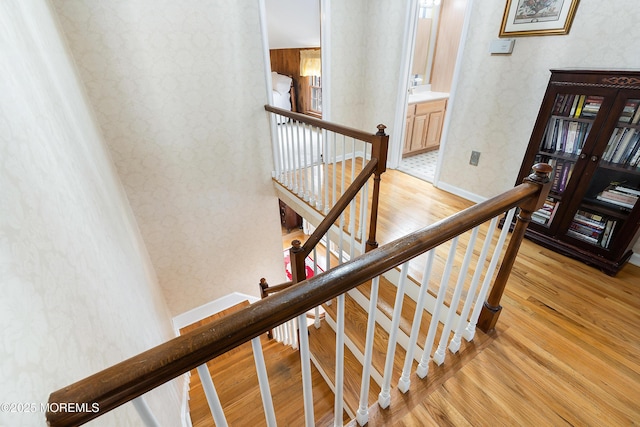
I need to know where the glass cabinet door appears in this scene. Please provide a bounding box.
[564,95,640,250]
[531,92,605,228]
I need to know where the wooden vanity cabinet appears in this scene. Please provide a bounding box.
[404,98,447,156]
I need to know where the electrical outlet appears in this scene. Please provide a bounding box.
[470,151,481,166]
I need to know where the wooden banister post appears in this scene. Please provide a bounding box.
[477,163,553,332]
[366,124,389,252]
[259,278,273,338]
[259,278,269,299]
[290,239,307,284]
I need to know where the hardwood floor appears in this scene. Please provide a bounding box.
[287,169,640,425]
[182,302,345,426]
[189,168,640,425]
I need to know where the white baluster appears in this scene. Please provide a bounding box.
[307,124,315,204]
[132,396,159,427]
[251,337,277,427]
[397,250,435,393]
[348,138,356,238]
[464,208,517,341]
[269,114,281,181]
[288,122,297,192]
[356,276,381,426]
[433,227,479,365]
[378,262,410,409]
[290,318,299,350]
[416,237,459,379]
[297,313,315,426]
[196,364,228,427]
[313,246,321,328]
[313,126,322,208]
[322,130,331,213]
[338,210,345,264]
[325,228,331,274]
[296,122,305,197]
[359,181,369,253]
[277,115,287,186]
[300,123,310,201]
[357,178,368,242]
[348,196,356,260]
[449,217,498,353]
[334,293,345,426]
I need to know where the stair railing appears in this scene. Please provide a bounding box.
[263,106,389,347]
[46,164,551,427]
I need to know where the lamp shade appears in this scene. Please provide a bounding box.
[300,49,321,77]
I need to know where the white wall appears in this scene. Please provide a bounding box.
[0,1,181,425]
[266,0,320,49]
[52,0,287,316]
[439,0,640,255]
[330,1,406,139]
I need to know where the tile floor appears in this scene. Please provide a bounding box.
[398,150,438,183]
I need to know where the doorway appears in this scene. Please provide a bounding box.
[396,0,470,185]
[261,0,322,119]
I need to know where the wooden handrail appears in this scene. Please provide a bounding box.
[298,159,378,260]
[46,164,551,427]
[265,105,379,143]
[261,280,295,296]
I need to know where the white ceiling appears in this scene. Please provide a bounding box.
[265,0,321,49]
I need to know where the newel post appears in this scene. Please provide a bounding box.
[366,124,389,252]
[290,239,307,284]
[259,278,274,339]
[477,163,552,332]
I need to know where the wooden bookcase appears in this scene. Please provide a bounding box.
[516,69,640,275]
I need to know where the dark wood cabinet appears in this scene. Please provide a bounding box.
[279,199,302,232]
[516,69,640,275]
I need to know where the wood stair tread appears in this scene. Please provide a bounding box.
[359,276,443,357]
[184,302,337,426]
[308,319,380,418]
[323,292,410,386]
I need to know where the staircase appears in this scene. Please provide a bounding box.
[184,301,343,426]
[184,273,496,426]
[45,107,552,427]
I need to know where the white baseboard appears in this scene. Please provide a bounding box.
[180,373,192,427]
[172,292,259,332]
[629,252,640,267]
[435,180,487,204]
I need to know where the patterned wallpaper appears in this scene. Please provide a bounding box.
[330,1,406,148]
[52,0,287,316]
[1,1,181,425]
[439,0,640,254]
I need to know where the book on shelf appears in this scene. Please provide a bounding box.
[567,209,617,248]
[541,118,590,155]
[579,96,603,118]
[550,159,575,194]
[562,94,576,116]
[615,185,640,196]
[601,220,616,248]
[612,129,639,163]
[602,127,640,165]
[595,185,639,210]
[532,198,559,225]
[574,95,586,118]
[632,101,640,124]
[619,100,640,123]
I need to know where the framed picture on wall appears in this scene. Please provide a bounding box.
[499,0,580,37]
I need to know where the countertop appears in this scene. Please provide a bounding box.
[407,90,449,104]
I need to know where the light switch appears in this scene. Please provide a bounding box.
[489,39,515,55]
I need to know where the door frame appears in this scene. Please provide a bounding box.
[390,0,475,188]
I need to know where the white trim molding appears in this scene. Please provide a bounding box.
[172,292,259,333]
